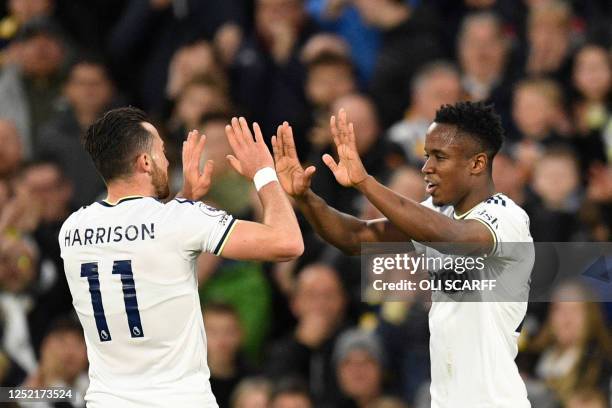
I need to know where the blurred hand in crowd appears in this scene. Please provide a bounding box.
[0,233,37,293]
[587,164,612,203]
[0,120,23,179]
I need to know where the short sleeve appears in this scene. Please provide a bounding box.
[169,199,237,255]
[465,201,529,256]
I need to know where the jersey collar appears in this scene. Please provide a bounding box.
[452,193,502,220]
[99,196,145,207]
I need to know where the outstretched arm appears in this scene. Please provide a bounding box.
[272,122,409,255]
[324,109,492,252]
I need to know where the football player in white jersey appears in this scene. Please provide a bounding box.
[59,107,303,407]
[273,101,533,407]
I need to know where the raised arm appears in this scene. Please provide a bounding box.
[272,122,409,255]
[220,117,303,262]
[323,109,492,252]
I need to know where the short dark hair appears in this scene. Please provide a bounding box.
[83,107,153,182]
[270,377,312,404]
[434,101,504,163]
[204,301,240,319]
[307,51,354,74]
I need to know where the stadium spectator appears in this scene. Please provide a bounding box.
[166,75,231,153]
[37,58,114,207]
[305,51,357,153]
[265,263,348,405]
[23,319,88,404]
[528,282,612,405]
[305,0,381,84]
[0,0,54,50]
[522,1,575,88]
[565,388,609,408]
[457,11,516,123]
[230,0,319,153]
[270,377,314,408]
[309,93,392,216]
[0,120,23,180]
[205,302,252,408]
[192,112,254,219]
[527,146,582,241]
[17,160,74,351]
[334,329,386,408]
[387,61,462,166]
[0,16,69,158]
[570,43,611,168]
[352,0,444,127]
[107,0,244,114]
[230,377,272,408]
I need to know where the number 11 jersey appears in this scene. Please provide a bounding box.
[59,196,237,408]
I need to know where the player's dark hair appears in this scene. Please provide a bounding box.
[434,101,504,167]
[83,107,153,182]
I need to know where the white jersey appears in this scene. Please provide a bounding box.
[415,193,534,408]
[59,196,237,408]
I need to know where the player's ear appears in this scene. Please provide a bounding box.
[471,152,488,175]
[135,153,152,173]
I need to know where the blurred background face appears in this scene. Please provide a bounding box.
[204,311,242,362]
[0,120,23,177]
[363,167,426,219]
[233,387,270,408]
[512,87,555,139]
[532,155,578,208]
[332,95,379,154]
[271,394,312,408]
[306,63,356,109]
[293,265,346,322]
[21,163,71,222]
[573,46,612,102]
[40,329,88,383]
[549,301,586,349]
[459,17,506,81]
[528,8,569,52]
[19,33,64,77]
[177,84,227,129]
[337,349,382,401]
[256,0,304,38]
[413,70,462,121]
[9,0,53,23]
[65,63,114,116]
[200,120,232,174]
[492,154,524,197]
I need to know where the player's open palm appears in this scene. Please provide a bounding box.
[224,117,274,180]
[323,108,368,187]
[181,129,214,201]
[271,122,316,197]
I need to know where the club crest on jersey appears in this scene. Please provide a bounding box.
[197,202,224,217]
[133,327,141,336]
[100,330,109,340]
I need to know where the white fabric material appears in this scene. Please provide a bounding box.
[60,197,236,407]
[415,193,534,408]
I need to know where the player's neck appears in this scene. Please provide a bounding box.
[105,178,155,204]
[454,179,496,215]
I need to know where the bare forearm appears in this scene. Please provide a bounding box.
[356,176,459,242]
[258,182,302,244]
[296,189,366,255]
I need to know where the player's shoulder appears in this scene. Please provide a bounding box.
[479,193,529,221]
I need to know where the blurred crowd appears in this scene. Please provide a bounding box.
[0,0,611,407]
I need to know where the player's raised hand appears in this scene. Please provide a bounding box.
[271,122,316,198]
[180,129,214,201]
[225,117,274,179]
[323,108,368,187]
